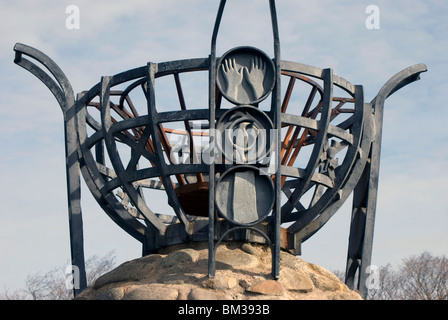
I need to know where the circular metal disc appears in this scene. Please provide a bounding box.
[217,46,275,105]
[215,165,274,226]
[216,105,274,164]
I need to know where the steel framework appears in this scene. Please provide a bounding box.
[13,0,426,298]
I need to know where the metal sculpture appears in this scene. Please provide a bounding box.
[13,0,426,298]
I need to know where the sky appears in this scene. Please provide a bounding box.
[0,0,447,292]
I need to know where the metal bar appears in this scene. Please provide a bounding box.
[282,77,317,162]
[64,94,87,297]
[281,85,318,187]
[281,76,295,113]
[163,127,209,137]
[208,0,227,279]
[157,123,187,186]
[290,85,364,233]
[279,76,296,165]
[346,64,427,298]
[359,63,427,298]
[269,0,282,280]
[13,43,88,296]
[101,75,169,236]
[145,63,193,234]
[284,99,321,172]
[76,93,151,244]
[173,73,204,182]
[281,69,333,222]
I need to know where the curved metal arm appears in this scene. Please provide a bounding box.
[345,63,427,298]
[13,43,74,113]
[367,63,428,229]
[210,0,280,60]
[371,63,428,111]
[14,42,86,296]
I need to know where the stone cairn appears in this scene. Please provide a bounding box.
[76,242,362,300]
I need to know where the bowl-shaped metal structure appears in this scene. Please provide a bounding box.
[12,0,427,298]
[72,58,365,247]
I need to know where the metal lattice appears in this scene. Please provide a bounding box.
[13,0,427,298]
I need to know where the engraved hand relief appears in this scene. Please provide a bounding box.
[221,58,244,100]
[217,48,275,105]
[218,108,272,164]
[243,56,266,101]
[233,120,260,163]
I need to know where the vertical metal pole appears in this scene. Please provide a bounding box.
[63,103,88,296]
[345,88,369,295]
[208,0,227,278]
[346,120,380,299]
[346,65,428,298]
[269,0,281,279]
[356,98,385,298]
[346,150,370,295]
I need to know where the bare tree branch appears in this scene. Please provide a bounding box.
[1,251,116,300]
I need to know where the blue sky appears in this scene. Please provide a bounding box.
[0,0,447,292]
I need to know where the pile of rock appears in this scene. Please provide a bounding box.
[75,242,362,300]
